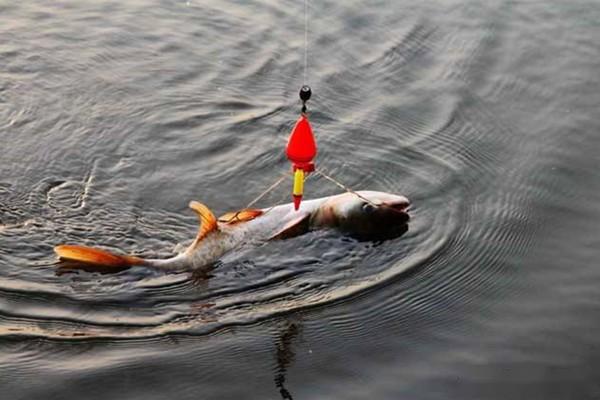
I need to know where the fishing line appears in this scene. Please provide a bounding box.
[314,169,378,206]
[303,0,309,85]
[245,173,288,209]
[315,168,410,215]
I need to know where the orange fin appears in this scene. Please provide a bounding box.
[189,201,218,249]
[269,212,311,240]
[54,245,144,270]
[218,209,263,225]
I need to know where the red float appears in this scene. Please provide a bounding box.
[286,114,317,210]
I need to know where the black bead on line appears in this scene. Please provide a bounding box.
[299,85,311,113]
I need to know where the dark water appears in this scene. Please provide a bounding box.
[2,0,600,398]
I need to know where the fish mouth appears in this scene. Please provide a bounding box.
[383,200,411,220]
[343,198,411,241]
[352,199,410,241]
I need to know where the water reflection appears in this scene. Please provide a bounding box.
[274,321,301,400]
[55,259,130,275]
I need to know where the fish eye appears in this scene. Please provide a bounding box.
[362,202,376,213]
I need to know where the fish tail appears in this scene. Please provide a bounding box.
[54,244,146,271]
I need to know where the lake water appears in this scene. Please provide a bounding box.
[1,1,600,399]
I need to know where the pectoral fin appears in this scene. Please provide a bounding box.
[269,212,311,240]
[218,209,263,225]
[189,201,218,249]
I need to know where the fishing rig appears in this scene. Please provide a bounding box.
[241,0,395,214]
[284,0,316,210]
[286,86,315,210]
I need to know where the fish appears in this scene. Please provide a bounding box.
[54,190,410,273]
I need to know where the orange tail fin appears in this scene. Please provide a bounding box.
[54,245,145,270]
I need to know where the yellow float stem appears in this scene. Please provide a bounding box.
[293,169,304,196]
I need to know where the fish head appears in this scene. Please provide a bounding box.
[318,191,410,239]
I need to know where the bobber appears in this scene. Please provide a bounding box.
[286,86,316,210]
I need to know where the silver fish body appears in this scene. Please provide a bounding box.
[146,191,410,271]
[54,191,409,273]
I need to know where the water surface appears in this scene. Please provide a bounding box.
[1,0,600,399]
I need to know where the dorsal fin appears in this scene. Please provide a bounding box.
[189,201,218,249]
[190,201,219,248]
[218,209,263,225]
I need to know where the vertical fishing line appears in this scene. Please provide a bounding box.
[304,0,309,85]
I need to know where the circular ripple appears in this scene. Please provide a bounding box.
[0,6,541,343]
